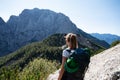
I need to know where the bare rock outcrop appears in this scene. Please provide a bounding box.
[84,44,120,80]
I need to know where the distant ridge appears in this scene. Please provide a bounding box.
[91,33,120,44]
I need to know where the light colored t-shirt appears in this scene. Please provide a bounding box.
[62,48,75,58]
[62,48,70,58]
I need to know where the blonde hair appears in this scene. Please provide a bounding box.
[65,33,78,49]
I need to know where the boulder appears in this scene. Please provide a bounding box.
[84,44,120,80]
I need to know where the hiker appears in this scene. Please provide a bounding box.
[58,33,90,80]
[58,33,78,80]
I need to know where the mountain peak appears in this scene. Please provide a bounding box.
[0,17,5,25]
[20,8,56,17]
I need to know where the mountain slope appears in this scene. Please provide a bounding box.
[0,8,109,56]
[91,33,120,44]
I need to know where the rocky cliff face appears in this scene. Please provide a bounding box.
[0,8,109,56]
[47,44,120,80]
[0,17,10,55]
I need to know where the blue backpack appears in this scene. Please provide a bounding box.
[64,48,90,73]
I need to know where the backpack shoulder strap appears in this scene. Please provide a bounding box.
[66,48,71,53]
[66,48,77,56]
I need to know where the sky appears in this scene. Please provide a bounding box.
[0,0,120,36]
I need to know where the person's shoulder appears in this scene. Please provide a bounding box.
[62,48,70,57]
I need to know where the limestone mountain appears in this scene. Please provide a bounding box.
[0,8,109,56]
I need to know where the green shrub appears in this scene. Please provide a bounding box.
[0,66,20,80]
[19,58,58,80]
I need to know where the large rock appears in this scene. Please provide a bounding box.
[47,44,120,80]
[84,44,120,80]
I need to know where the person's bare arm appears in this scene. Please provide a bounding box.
[58,56,67,80]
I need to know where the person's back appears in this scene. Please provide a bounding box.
[58,33,90,80]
